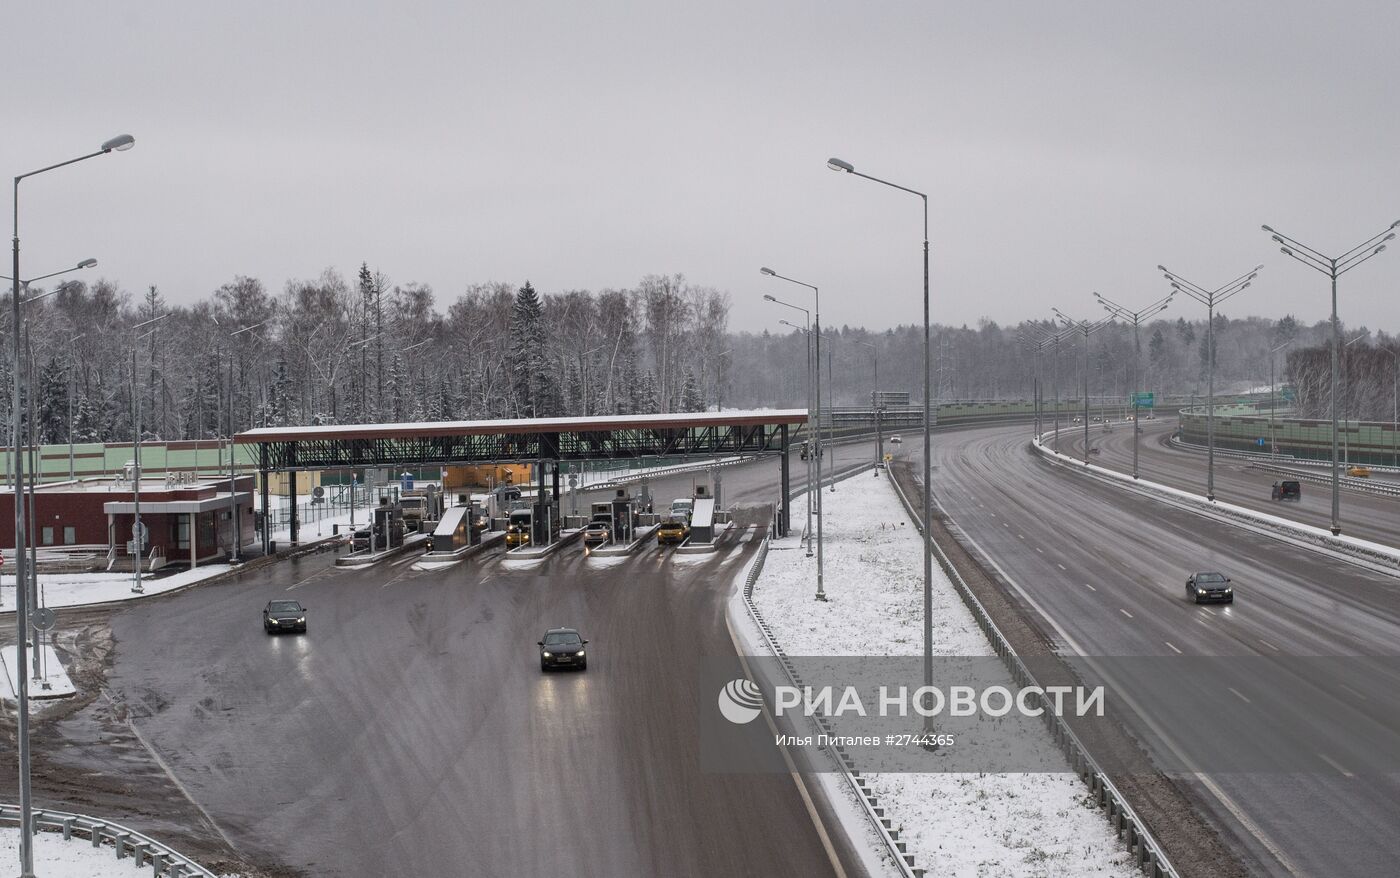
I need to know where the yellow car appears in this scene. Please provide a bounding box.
[657,518,690,545]
[1347,465,1371,478]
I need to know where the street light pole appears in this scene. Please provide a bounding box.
[1052,309,1113,464]
[130,314,170,592]
[1268,339,1294,456]
[226,321,266,562]
[827,156,935,737]
[852,338,881,473]
[1157,264,1261,502]
[1094,292,1173,479]
[766,295,814,555]
[763,269,824,600]
[1263,221,1397,534]
[10,133,131,877]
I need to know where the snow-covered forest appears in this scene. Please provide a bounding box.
[3,268,1395,443]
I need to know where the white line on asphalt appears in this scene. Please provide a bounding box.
[1002,522,1010,528]
[1056,563,1065,570]
[1165,641,1182,654]
[1202,607,1217,616]
[1228,687,1251,704]
[1035,547,1043,554]
[1119,608,1133,619]
[1338,683,1368,701]
[1317,753,1354,778]
[1259,638,1280,651]
[1083,583,1096,591]
[1018,533,1025,540]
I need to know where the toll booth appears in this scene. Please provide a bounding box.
[372,504,405,552]
[430,505,473,552]
[531,501,561,545]
[609,490,637,543]
[690,498,716,544]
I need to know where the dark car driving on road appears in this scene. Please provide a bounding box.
[539,627,587,671]
[1187,572,1233,604]
[263,599,307,633]
[1271,480,1301,501]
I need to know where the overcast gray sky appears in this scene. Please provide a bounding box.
[5,1,1398,334]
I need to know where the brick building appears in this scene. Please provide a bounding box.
[0,475,255,568]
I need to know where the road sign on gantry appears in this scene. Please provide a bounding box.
[1131,392,1154,408]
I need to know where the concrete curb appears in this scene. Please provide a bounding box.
[505,528,585,559]
[421,531,507,561]
[590,524,662,557]
[335,533,430,567]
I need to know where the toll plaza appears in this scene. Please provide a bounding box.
[235,410,806,553]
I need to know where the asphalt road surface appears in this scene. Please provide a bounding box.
[920,422,1400,877]
[20,443,889,878]
[1052,417,1400,546]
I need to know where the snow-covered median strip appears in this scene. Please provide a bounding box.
[1,644,75,701]
[0,816,231,878]
[744,476,1137,878]
[1,564,233,611]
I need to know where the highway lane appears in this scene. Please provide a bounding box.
[1051,417,1400,546]
[918,423,1400,877]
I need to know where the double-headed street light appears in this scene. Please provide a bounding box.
[1094,291,1173,479]
[1052,309,1113,463]
[762,268,825,600]
[11,132,133,878]
[1157,263,1261,502]
[1264,221,1398,535]
[827,155,937,738]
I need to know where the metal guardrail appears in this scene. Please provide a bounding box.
[0,803,216,877]
[884,469,1180,878]
[1244,459,1400,498]
[738,537,923,878]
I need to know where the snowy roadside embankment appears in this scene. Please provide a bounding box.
[747,476,1136,878]
[0,826,234,878]
[1,564,233,611]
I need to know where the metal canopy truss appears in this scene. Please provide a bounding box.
[237,411,805,472]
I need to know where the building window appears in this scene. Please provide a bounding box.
[41,527,54,546]
[173,516,190,550]
[63,527,76,545]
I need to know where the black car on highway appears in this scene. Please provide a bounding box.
[1186,572,1233,604]
[538,627,588,671]
[263,599,308,633]
[1271,480,1301,501]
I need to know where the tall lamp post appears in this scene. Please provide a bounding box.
[1267,338,1295,456]
[762,268,824,600]
[1094,291,1173,479]
[130,314,170,593]
[776,318,817,557]
[827,156,936,737]
[225,320,267,562]
[1157,264,1261,502]
[10,132,133,878]
[1052,309,1113,464]
[1016,332,1045,440]
[766,296,814,554]
[850,337,882,472]
[1263,221,1397,534]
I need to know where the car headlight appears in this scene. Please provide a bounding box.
[1197,589,1206,594]
[542,651,553,658]
[1223,588,1231,593]
[575,650,586,657]
[297,617,306,623]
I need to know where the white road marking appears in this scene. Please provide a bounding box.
[1083,583,1096,592]
[1056,563,1065,571]
[1119,608,1133,619]
[1017,533,1025,540]
[1317,753,1354,778]
[1338,683,1368,701]
[1228,687,1251,704]
[1035,547,1043,554]
[1202,607,1217,616]
[1165,641,1182,654]
[1002,522,1010,528]
[1259,638,1280,652]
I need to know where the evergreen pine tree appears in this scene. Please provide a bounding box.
[680,368,702,411]
[508,281,547,417]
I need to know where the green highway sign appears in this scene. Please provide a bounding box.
[1131,392,1154,408]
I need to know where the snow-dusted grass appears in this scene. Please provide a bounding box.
[750,475,1136,878]
[0,827,234,877]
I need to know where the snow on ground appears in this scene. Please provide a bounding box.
[0,827,234,877]
[1,564,233,611]
[1,644,75,701]
[749,475,1136,878]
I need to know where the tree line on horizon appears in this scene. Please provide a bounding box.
[1,269,1394,446]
